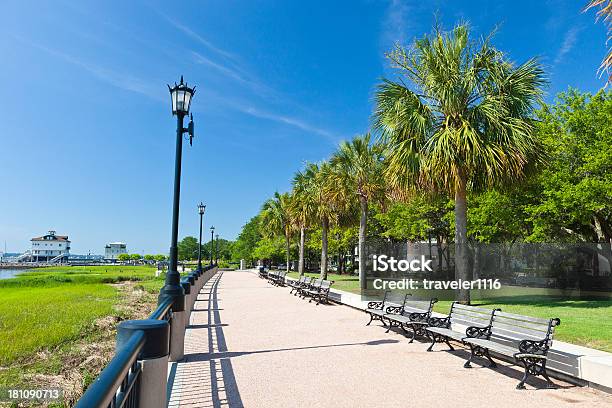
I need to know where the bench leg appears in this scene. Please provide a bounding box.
[408,324,417,343]
[484,349,497,368]
[366,313,374,326]
[516,356,556,390]
[385,320,394,333]
[445,338,455,351]
[426,334,436,352]
[464,343,478,368]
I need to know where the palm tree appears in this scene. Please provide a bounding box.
[373,23,546,303]
[291,170,316,276]
[330,134,385,289]
[261,192,294,272]
[294,162,337,279]
[585,0,612,80]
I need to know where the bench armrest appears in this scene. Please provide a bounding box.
[428,316,451,328]
[518,339,549,356]
[367,301,384,310]
[385,305,404,314]
[408,312,429,322]
[465,325,491,339]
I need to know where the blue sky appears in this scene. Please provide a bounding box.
[0,0,607,254]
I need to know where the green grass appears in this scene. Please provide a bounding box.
[0,265,167,400]
[287,272,612,353]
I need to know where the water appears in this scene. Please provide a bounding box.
[0,268,26,280]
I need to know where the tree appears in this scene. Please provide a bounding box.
[154,254,167,262]
[117,253,130,262]
[130,253,142,261]
[292,169,317,276]
[261,192,294,272]
[330,134,385,289]
[294,162,338,279]
[374,23,546,303]
[527,89,612,243]
[585,0,612,81]
[231,215,262,263]
[177,236,199,261]
[144,254,155,261]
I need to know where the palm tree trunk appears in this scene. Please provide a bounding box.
[320,217,328,279]
[359,196,368,290]
[454,173,470,304]
[298,227,305,276]
[285,234,291,273]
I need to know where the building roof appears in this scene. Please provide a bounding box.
[31,235,69,242]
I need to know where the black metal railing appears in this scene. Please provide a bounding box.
[75,264,217,408]
[75,331,145,408]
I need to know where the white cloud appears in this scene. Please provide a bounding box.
[554,26,580,65]
[15,35,164,102]
[382,0,412,49]
[158,13,238,63]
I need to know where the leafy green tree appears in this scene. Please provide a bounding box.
[373,23,546,302]
[527,89,612,243]
[154,254,167,262]
[252,236,286,263]
[117,253,130,262]
[231,216,262,263]
[330,134,385,289]
[144,254,155,261]
[177,236,199,261]
[130,253,142,261]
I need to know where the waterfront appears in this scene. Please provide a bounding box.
[0,268,26,280]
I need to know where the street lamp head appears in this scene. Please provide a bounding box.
[168,76,195,116]
[198,202,206,215]
[210,226,215,232]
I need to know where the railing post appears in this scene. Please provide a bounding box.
[117,320,169,408]
[181,280,192,327]
[188,273,197,308]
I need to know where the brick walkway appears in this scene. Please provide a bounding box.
[167,270,611,408]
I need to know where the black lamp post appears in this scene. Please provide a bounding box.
[159,76,196,309]
[215,233,219,264]
[209,226,215,265]
[197,202,206,273]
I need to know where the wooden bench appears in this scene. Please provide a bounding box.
[293,276,312,296]
[305,280,333,305]
[384,296,437,342]
[287,275,305,294]
[272,271,287,286]
[462,310,561,389]
[425,302,499,351]
[299,278,322,299]
[258,267,267,279]
[365,291,408,327]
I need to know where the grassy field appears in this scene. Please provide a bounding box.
[0,265,167,406]
[287,272,612,353]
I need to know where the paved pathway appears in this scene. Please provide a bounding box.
[168,270,611,408]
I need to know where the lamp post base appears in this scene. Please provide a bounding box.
[158,282,185,312]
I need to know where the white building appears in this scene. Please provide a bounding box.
[31,230,70,263]
[105,242,127,260]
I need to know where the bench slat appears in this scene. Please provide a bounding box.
[451,318,491,328]
[452,303,496,314]
[450,316,491,327]
[491,318,550,334]
[494,310,552,326]
[451,308,493,321]
[491,326,546,341]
